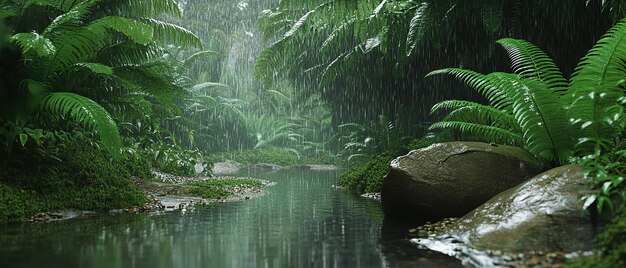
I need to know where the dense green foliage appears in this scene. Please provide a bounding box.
[428,27,626,165]
[256,0,616,137]
[0,133,146,223]
[337,154,394,194]
[207,146,335,167]
[425,21,626,214]
[337,136,447,194]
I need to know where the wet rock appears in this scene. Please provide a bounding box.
[446,165,593,252]
[381,142,545,219]
[412,165,596,267]
[251,163,283,170]
[211,160,242,175]
[294,164,338,171]
[361,192,381,201]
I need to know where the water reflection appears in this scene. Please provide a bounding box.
[0,169,459,268]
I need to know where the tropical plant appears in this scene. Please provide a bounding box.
[428,18,626,165]
[254,0,615,134]
[425,18,626,215]
[0,0,201,159]
[337,114,412,163]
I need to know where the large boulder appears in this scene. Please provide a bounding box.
[413,165,595,264]
[381,142,545,219]
[212,160,242,175]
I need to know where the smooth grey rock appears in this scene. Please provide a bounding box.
[446,164,593,252]
[251,163,283,170]
[412,165,595,265]
[212,160,242,175]
[381,142,545,219]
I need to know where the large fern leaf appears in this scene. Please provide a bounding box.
[429,121,523,146]
[497,38,568,93]
[493,73,572,163]
[405,2,431,58]
[41,92,122,159]
[431,100,518,131]
[568,18,626,154]
[142,19,201,48]
[11,32,56,57]
[426,68,512,111]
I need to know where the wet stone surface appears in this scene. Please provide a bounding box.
[407,217,593,267]
[361,192,381,201]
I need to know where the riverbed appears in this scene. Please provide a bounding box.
[0,169,460,268]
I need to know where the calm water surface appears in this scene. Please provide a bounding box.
[0,169,460,268]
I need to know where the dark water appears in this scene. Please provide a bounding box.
[0,169,461,268]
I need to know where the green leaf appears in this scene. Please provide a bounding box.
[75,63,114,75]
[91,17,154,45]
[40,92,122,159]
[142,19,201,48]
[11,32,56,57]
[19,133,28,147]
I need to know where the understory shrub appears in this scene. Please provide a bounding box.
[337,135,447,194]
[0,135,146,224]
[207,147,306,166]
[336,154,394,194]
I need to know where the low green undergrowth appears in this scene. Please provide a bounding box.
[336,154,394,194]
[187,179,263,187]
[207,147,335,166]
[0,135,147,224]
[336,136,444,194]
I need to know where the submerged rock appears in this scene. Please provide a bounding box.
[212,160,242,175]
[381,142,545,219]
[294,164,338,171]
[412,165,596,266]
[251,163,283,170]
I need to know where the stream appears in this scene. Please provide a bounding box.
[0,169,461,268]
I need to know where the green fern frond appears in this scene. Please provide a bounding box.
[493,74,572,163]
[97,42,164,66]
[11,32,56,57]
[406,2,431,58]
[109,0,181,17]
[0,8,16,19]
[190,82,230,92]
[568,18,626,154]
[429,121,523,146]
[91,16,154,45]
[74,62,114,76]
[178,50,218,72]
[426,68,512,111]
[41,92,121,159]
[497,38,568,92]
[42,0,100,35]
[142,19,202,48]
[432,100,518,130]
